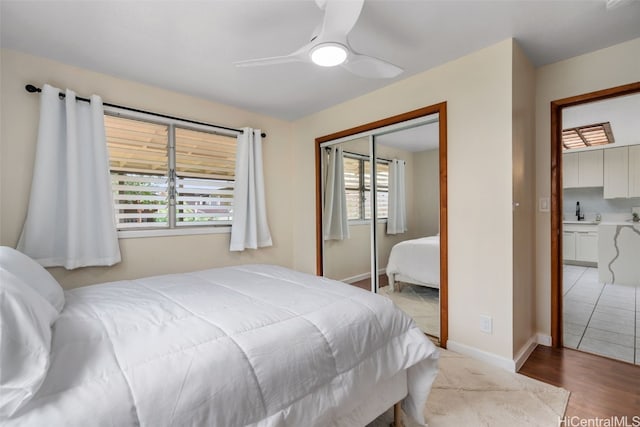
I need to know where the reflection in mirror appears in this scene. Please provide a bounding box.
[322,137,374,290]
[375,118,441,338]
[320,113,441,338]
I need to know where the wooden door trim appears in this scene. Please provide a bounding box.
[550,82,640,348]
[315,102,449,348]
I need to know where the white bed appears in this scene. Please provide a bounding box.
[386,236,440,291]
[1,248,439,427]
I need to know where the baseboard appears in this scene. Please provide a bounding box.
[536,333,552,347]
[448,334,553,374]
[342,272,371,284]
[514,336,539,372]
[342,268,387,284]
[447,340,517,373]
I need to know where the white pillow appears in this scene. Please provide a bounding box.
[0,247,64,313]
[0,268,58,417]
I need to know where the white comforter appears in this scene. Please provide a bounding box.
[386,236,440,290]
[7,264,438,427]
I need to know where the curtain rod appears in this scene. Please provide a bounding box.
[24,84,266,138]
[327,147,399,164]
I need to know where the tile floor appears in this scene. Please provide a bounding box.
[563,265,639,365]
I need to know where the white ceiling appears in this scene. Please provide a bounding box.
[2,0,640,121]
[563,92,640,148]
[376,117,440,152]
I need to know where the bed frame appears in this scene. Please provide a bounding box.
[390,273,439,292]
[393,402,404,427]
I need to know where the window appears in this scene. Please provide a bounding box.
[562,122,614,150]
[105,113,237,235]
[343,153,389,221]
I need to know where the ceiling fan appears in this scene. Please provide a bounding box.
[233,0,403,79]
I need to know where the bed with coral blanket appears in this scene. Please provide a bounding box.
[1,257,439,427]
[386,236,440,291]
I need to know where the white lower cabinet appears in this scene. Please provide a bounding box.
[563,231,576,261]
[576,231,598,262]
[563,223,598,265]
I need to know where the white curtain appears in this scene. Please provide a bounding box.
[17,84,121,269]
[230,128,273,251]
[323,146,349,240]
[387,159,407,235]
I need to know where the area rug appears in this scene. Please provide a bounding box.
[368,349,570,427]
[379,284,440,337]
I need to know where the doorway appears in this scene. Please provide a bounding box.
[550,82,640,364]
[315,103,448,346]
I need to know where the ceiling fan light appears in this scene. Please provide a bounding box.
[310,43,347,67]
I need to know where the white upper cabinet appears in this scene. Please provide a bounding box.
[578,150,604,187]
[563,152,579,188]
[629,145,640,198]
[604,146,632,199]
[563,149,603,188]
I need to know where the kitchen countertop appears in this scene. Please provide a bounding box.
[598,221,640,226]
[563,220,640,226]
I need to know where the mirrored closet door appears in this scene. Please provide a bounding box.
[319,113,442,338]
[322,136,374,289]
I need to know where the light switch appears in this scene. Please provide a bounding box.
[539,197,550,212]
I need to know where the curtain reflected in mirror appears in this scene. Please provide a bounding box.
[321,115,441,338]
[322,137,373,290]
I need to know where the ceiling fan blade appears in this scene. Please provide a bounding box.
[234,42,311,68]
[234,54,303,68]
[320,0,364,39]
[342,53,403,79]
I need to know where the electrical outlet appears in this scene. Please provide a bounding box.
[480,315,493,334]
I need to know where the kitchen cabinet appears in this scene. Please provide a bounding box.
[563,223,598,265]
[563,150,603,188]
[576,231,598,262]
[563,231,576,261]
[604,147,629,198]
[629,144,640,198]
[603,144,640,199]
[563,153,579,188]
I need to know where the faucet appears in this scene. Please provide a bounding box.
[576,201,585,221]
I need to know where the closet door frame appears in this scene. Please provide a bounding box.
[314,102,448,347]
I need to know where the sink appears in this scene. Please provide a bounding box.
[563,220,598,224]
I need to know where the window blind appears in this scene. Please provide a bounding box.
[342,154,389,221]
[105,114,237,230]
[175,127,235,226]
[106,115,169,228]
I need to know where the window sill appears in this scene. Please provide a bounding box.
[348,219,388,226]
[118,226,231,239]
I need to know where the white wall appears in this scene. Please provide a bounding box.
[0,48,295,288]
[564,187,640,218]
[534,37,640,337]
[413,148,440,238]
[324,223,372,281]
[322,139,417,282]
[511,42,536,356]
[292,39,516,359]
